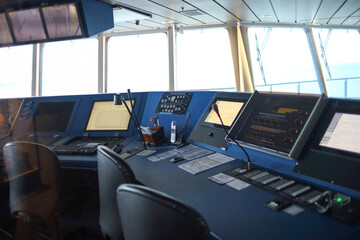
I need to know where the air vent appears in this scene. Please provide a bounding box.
[180,9,203,16]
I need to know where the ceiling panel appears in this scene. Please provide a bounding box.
[150,0,221,24]
[241,0,277,22]
[297,0,322,23]
[113,0,202,25]
[101,0,360,30]
[151,0,196,12]
[271,0,296,23]
[341,9,360,26]
[215,0,260,22]
[312,0,345,24]
[328,0,360,25]
[178,0,238,23]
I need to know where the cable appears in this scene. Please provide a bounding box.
[212,103,251,169]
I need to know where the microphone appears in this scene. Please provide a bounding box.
[212,103,251,169]
[127,89,142,134]
[114,93,146,147]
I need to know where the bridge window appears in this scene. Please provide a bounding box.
[248,28,320,94]
[41,38,98,96]
[0,45,33,97]
[313,29,360,98]
[176,28,236,91]
[107,32,169,92]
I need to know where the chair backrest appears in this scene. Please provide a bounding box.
[3,141,60,221]
[97,145,137,240]
[116,183,211,240]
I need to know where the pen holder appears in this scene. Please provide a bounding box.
[142,126,165,145]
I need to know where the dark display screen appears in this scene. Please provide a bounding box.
[8,8,46,42]
[42,3,82,39]
[27,101,75,133]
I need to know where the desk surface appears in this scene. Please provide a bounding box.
[121,141,360,240]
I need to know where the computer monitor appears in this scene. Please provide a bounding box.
[227,91,321,157]
[86,100,133,131]
[319,112,360,155]
[204,100,244,128]
[188,92,249,149]
[8,8,47,43]
[41,3,82,39]
[0,13,13,45]
[293,99,360,192]
[27,101,76,133]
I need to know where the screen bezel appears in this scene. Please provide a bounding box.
[85,100,135,132]
[201,97,247,130]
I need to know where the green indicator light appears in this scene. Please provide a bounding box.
[337,197,342,202]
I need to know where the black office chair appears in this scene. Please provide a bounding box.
[3,141,61,240]
[116,183,211,240]
[97,145,140,240]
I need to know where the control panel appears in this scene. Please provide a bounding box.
[155,92,193,115]
[223,164,360,225]
[228,91,321,156]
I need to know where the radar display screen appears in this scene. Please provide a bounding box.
[228,92,320,154]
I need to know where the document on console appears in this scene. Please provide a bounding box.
[178,153,235,174]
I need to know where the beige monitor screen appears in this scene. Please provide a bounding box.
[205,100,244,127]
[86,100,133,131]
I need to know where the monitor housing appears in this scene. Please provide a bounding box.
[0,0,114,47]
[227,91,326,159]
[188,92,249,149]
[293,98,360,192]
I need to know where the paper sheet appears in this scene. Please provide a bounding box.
[208,173,236,184]
[179,153,235,174]
[226,179,250,191]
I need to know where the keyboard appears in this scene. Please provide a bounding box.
[52,137,124,154]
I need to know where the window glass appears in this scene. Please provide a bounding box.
[248,28,320,94]
[314,29,360,98]
[107,33,168,93]
[176,28,236,91]
[0,45,32,97]
[41,38,98,96]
